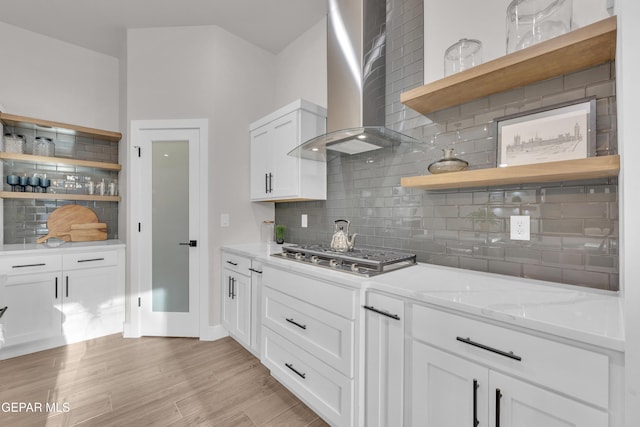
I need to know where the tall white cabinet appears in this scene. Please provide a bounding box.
[250,99,327,202]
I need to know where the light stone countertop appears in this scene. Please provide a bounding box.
[0,239,126,255]
[224,243,625,352]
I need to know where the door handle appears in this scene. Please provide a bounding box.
[179,240,197,247]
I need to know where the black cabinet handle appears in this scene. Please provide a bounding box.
[495,388,502,427]
[228,276,232,298]
[285,318,307,330]
[66,276,69,298]
[12,263,46,268]
[265,173,269,193]
[226,260,238,266]
[285,362,306,379]
[473,379,479,427]
[456,336,522,361]
[231,277,236,299]
[248,268,263,274]
[363,305,400,320]
[77,258,105,263]
[55,277,58,299]
[0,306,6,319]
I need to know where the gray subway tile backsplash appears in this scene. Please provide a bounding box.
[274,0,618,291]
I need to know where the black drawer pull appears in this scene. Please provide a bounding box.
[226,260,238,266]
[363,305,400,320]
[285,363,306,379]
[77,258,105,263]
[456,336,522,361]
[12,263,46,268]
[248,268,263,274]
[0,306,7,319]
[285,318,307,330]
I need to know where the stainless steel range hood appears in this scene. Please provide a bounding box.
[289,0,418,161]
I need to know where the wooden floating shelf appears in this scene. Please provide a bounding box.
[401,16,616,115]
[400,155,620,190]
[0,112,122,142]
[0,192,120,202]
[0,152,121,171]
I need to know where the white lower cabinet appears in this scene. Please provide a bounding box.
[410,304,610,427]
[62,252,122,343]
[0,246,125,358]
[221,251,252,348]
[0,255,62,347]
[363,292,404,427]
[261,265,357,427]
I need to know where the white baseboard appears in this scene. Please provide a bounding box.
[200,324,228,341]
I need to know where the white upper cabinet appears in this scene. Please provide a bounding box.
[250,99,327,202]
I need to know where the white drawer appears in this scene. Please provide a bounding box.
[263,328,352,427]
[221,251,251,277]
[412,304,609,409]
[262,266,356,319]
[263,287,354,376]
[63,250,118,270]
[0,254,62,275]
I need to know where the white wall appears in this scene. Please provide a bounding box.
[126,25,276,326]
[0,22,119,130]
[617,1,640,425]
[274,17,328,109]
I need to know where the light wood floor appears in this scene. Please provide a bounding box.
[0,335,329,426]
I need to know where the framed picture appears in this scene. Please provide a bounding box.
[495,97,596,167]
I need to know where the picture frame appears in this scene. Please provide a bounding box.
[495,97,596,167]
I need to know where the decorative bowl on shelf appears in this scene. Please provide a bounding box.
[428,148,469,174]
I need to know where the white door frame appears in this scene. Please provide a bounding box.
[126,119,209,338]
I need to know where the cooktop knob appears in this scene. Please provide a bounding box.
[329,259,338,268]
[311,256,320,264]
[295,252,304,260]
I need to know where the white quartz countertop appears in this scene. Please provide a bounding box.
[0,239,125,255]
[222,243,625,352]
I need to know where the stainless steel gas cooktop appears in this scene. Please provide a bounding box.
[272,244,416,277]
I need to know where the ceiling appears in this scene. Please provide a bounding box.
[0,0,328,58]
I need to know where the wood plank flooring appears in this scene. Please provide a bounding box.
[0,335,330,426]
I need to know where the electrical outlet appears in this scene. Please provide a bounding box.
[301,214,308,228]
[510,215,530,241]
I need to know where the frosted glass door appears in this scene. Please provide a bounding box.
[152,140,189,313]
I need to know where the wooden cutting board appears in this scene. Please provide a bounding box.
[36,205,99,243]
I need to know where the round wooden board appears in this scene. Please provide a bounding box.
[38,205,99,243]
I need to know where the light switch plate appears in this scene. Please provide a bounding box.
[510,215,530,241]
[301,214,308,228]
[220,213,229,227]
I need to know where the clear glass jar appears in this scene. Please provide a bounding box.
[506,0,572,53]
[33,136,55,157]
[444,39,483,76]
[3,133,26,154]
[261,220,275,244]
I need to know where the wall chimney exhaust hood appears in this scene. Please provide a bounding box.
[288,0,419,161]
